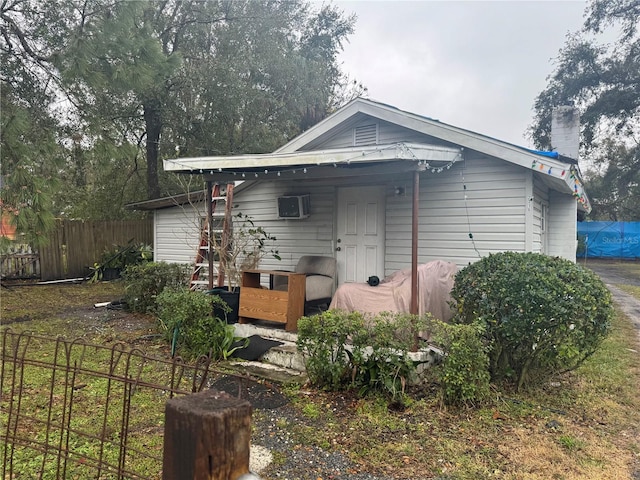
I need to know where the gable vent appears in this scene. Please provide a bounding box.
[353,123,378,146]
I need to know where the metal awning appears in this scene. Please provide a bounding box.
[163,142,463,180]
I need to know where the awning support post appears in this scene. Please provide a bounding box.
[411,168,421,351]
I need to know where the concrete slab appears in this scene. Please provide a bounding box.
[228,360,307,384]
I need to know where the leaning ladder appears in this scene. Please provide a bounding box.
[189,183,234,291]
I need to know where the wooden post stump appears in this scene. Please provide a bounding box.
[163,389,253,480]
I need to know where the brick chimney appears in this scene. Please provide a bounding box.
[551,106,580,160]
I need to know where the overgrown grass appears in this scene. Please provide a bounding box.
[0,333,172,478]
[276,307,640,479]
[582,258,640,275]
[0,281,216,479]
[619,284,640,300]
[3,273,639,479]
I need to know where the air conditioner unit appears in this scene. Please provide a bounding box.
[277,195,310,219]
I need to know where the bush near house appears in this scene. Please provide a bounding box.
[156,288,244,360]
[122,262,190,313]
[122,263,245,359]
[297,311,490,404]
[450,252,613,390]
[430,321,491,405]
[297,311,429,402]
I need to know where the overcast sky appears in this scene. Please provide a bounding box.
[333,1,588,148]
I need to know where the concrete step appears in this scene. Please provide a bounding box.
[230,323,444,383]
[232,323,306,374]
[227,360,307,384]
[233,323,298,344]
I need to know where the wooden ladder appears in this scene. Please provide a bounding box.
[189,183,234,291]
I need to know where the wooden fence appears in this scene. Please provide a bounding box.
[0,244,39,279]
[39,219,153,281]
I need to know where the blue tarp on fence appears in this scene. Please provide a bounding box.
[577,222,640,259]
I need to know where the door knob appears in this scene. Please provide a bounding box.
[336,246,341,251]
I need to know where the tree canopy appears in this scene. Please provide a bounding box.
[1,0,357,245]
[530,0,639,220]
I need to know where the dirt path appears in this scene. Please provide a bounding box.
[585,261,640,338]
[607,285,640,334]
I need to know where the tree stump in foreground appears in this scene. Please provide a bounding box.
[163,389,252,480]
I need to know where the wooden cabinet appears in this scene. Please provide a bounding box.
[238,270,305,332]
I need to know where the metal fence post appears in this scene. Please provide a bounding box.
[163,389,252,480]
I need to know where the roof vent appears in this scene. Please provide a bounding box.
[354,123,378,146]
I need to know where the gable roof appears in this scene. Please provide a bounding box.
[163,97,590,212]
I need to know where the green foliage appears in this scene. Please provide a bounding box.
[2,0,356,215]
[349,312,428,401]
[450,252,613,390]
[430,321,490,406]
[156,288,245,361]
[530,0,640,221]
[99,243,153,269]
[297,310,362,390]
[220,211,281,289]
[297,311,428,402]
[121,262,189,313]
[0,87,61,247]
[582,142,640,221]
[89,242,153,282]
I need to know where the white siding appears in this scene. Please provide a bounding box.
[385,155,528,273]
[155,156,575,281]
[231,181,337,273]
[155,202,204,265]
[547,190,577,261]
[314,118,450,150]
[532,177,550,254]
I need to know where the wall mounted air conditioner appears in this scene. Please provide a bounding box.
[277,195,310,219]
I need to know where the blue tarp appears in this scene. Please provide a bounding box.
[577,222,640,259]
[527,149,560,159]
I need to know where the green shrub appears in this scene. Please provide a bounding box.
[297,310,428,402]
[122,262,190,313]
[156,288,244,360]
[350,312,428,401]
[297,310,364,391]
[450,252,613,390]
[430,321,490,405]
[89,242,153,282]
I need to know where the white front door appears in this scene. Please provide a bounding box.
[336,186,386,285]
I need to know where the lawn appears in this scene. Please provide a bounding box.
[1,273,639,479]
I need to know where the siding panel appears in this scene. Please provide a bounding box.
[155,203,204,265]
[318,118,449,149]
[383,155,528,274]
[156,153,547,283]
[548,191,577,261]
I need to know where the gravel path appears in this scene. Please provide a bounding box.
[210,376,397,480]
[252,405,387,480]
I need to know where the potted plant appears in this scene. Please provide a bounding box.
[90,242,153,282]
[209,212,280,323]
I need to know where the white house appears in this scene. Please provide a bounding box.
[137,98,590,290]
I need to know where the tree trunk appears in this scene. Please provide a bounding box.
[144,100,162,199]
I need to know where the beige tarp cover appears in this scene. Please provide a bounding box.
[329,260,458,321]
